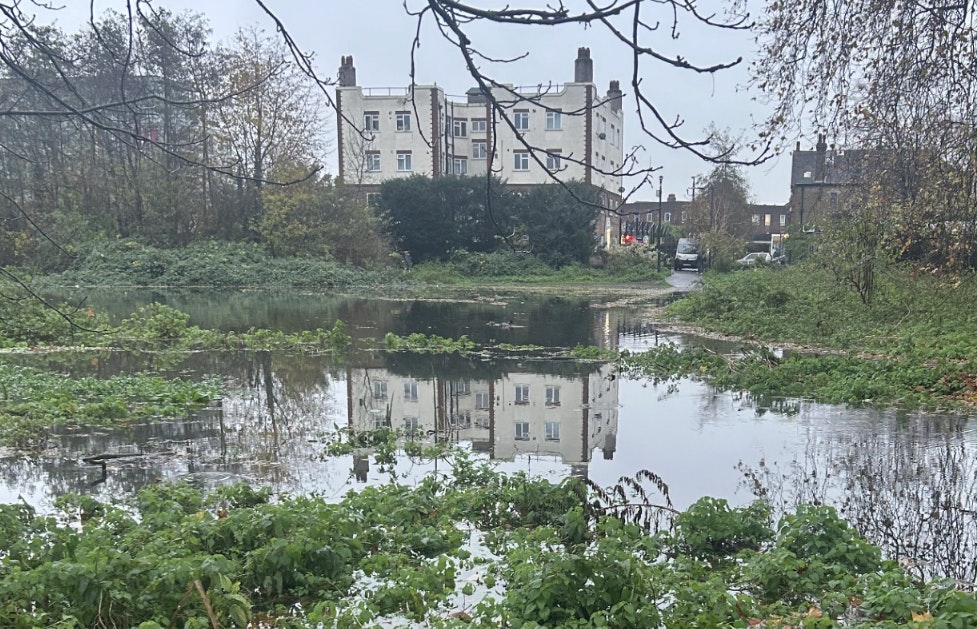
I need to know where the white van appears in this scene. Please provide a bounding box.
[674,238,701,271]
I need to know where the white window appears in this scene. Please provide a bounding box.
[453,157,468,175]
[453,411,472,428]
[475,392,491,409]
[545,385,561,406]
[515,421,530,441]
[395,111,411,132]
[780,214,787,226]
[546,110,562,130]
[372,381,388,399]
[764,214,771,227]
[752,214,761,225]
[663,212,671,223]
[681,211,687,222]
[514,110,529,131]
[545,150,562,171]
[453,118,467,138]
[373,414,391,429]
[365,151,381,172]
[471,118,487,133]
[472,141,487,160]
[364,111,380,131]
[404,380,418,401]
[515,384,530,404]
[545,421,560,441]
[454,380,471,395]
[513,151,529,171]
[404,417,419,435]
[397,151,412,171]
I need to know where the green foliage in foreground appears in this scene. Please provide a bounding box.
[0,363,221,448]
[1,457,973,628]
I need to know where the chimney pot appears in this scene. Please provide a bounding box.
[574,47,594,83]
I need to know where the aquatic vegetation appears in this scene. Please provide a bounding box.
[0,363,221,448]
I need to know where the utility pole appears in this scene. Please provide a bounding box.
[657,175,663,272]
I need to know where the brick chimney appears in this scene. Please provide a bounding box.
[606,80,622,112]
[574,47,593,83]
[815,132,828,181]
[338,55,356,87]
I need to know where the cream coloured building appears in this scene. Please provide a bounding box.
[346,363,619,469]
[336,49,625,206]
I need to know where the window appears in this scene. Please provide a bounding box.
[475,392,491,409]
[404,417,419,436]
[454,380,471,395]
[546,149,562,171]
[404,380,418,402]
[545,385,561,406]
[472,140,487,160]
[373,413,391,429]
[366,192,381,208]
[681,211,687,222]
[364,111,380,131]
[764,214,771,227]
[515,422,530,441]
[452,156,468,175]
[830,191,839,210]
[471,118,487,133]
[397,151,412,171]
[372,381,388,399]
[453,118,467,138]
[515,384,530,404]
[453,411,472,428]
[365,151,381,172]
[610,124,617,145]
[663,212,671,223]
[545,421,560,441]
[395,111,411,132]
[546,110,562,130]
[597,115,607,137]
[751,214,761,225]
[514,110,529,131]
[513,151,529,171]
[780,214,787,227]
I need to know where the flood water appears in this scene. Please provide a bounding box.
[4,287,977,581]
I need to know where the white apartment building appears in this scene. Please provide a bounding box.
[336,49,625,205]
[346,363,619,469]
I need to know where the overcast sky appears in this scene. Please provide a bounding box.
[51,0,797,204]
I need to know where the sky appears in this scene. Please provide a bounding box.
[48,0,797,204]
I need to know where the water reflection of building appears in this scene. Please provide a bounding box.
[346,363,619,471]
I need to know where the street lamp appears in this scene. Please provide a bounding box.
[657,175,663,272]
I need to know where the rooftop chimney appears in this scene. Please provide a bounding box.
[574,47,593,83]
[338,55,356,87]
[606,80,622,112]
[815,133,828,181]
[667,193,676,202]
[466,87,487,104]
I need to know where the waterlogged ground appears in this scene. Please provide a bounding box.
[4,281,977,581]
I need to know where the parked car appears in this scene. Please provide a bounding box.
[735,252,782,267]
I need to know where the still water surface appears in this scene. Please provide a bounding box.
[4,288,977,579]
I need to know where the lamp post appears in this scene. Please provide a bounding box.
[657,175,663,272]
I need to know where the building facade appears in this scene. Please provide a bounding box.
[790,134,869,230]
[335,49,624,206]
